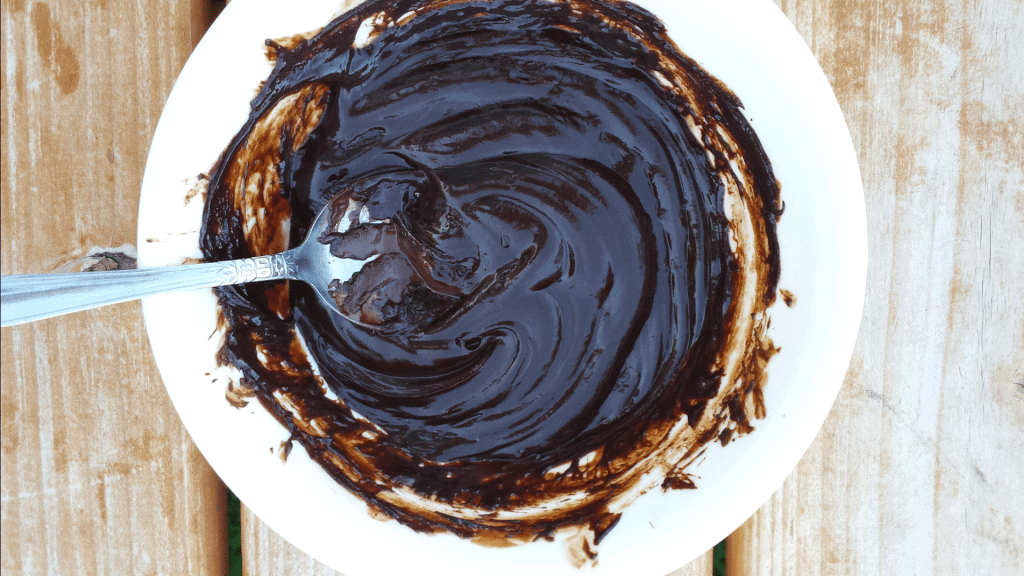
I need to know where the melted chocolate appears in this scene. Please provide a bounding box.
[200,0,781,548]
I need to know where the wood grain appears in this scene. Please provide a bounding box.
[728,0,1024,574]
[0,1,226,575]
[242,504,713,575]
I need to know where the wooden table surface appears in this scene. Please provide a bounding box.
[2,0,1021,575]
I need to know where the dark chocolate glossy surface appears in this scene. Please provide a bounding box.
[200,0,780,543]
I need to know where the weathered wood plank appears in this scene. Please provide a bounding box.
[727,0,1024,574]
[0,1,227,575]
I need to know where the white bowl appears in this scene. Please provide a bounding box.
[138,0,866,574]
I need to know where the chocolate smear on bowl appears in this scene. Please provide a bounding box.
[199,0,782,557]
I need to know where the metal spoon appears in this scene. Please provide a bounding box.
[0,202,373,328]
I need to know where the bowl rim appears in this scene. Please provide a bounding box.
[138,0,866,574]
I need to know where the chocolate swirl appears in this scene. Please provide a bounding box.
[200,0,781,549]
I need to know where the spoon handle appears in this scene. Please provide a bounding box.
[0,253,297,327]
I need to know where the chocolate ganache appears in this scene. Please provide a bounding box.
[200,0,782,550]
